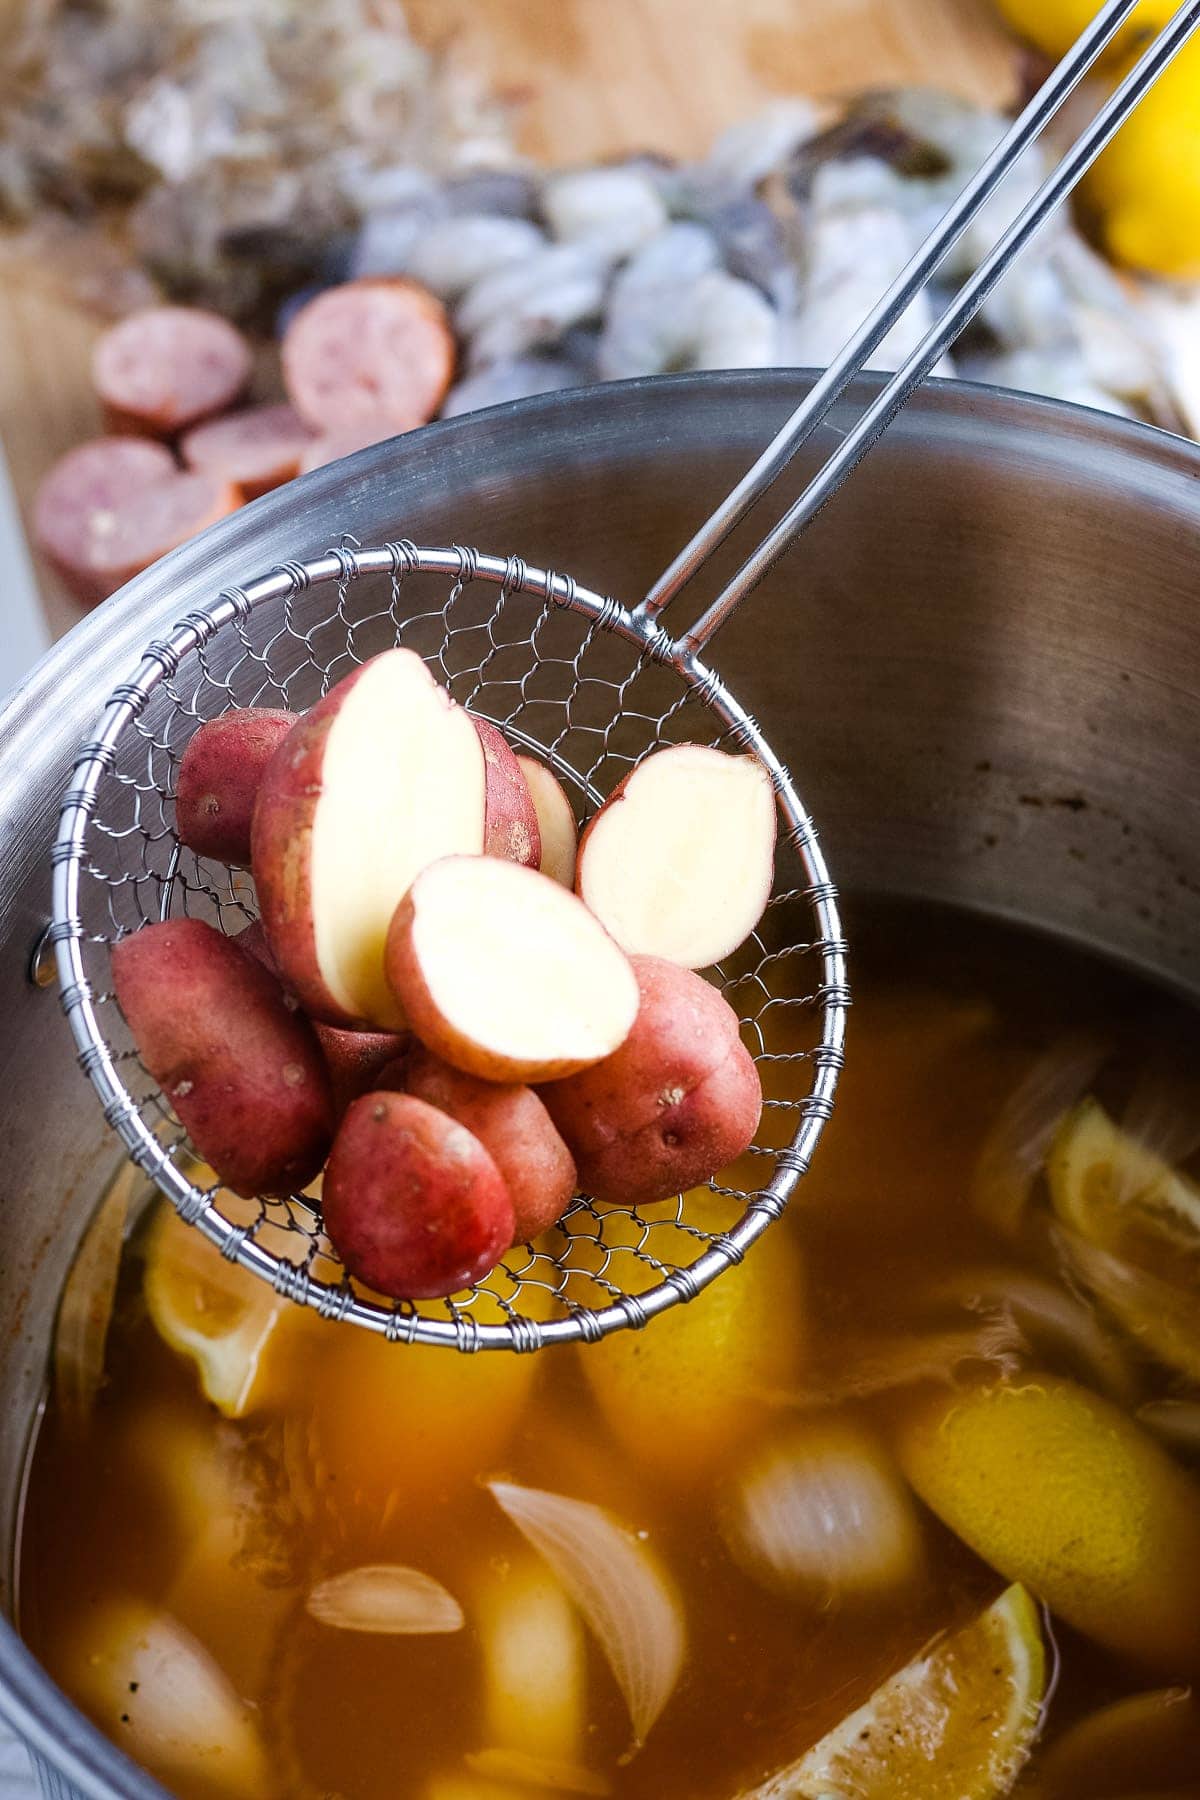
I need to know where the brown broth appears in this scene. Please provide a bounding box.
[17,901,1200,1799]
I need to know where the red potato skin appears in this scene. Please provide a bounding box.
[473,717,540,867]
[238,921,405,1114]
[539,955,762,1207]
[176,709,297,865]
[394,1045,576,1242]
[314,1023,409,1120]
[323,1092,515,1299]
[110,918,333,1198]
[237,919,280,975]
[250,674,367,1027]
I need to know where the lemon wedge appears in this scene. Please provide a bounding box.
[568,1190,804,1486]
[896,1374,1200,1672]
[303,1286,541,1527]
[1047,1097,1200,1381]
[739,1584,1044,1799]
[143,1201,317,1418]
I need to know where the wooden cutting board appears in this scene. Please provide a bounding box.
[0,0,1017,641]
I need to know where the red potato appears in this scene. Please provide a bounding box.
[313,1023,409,1120]
[323,1092,514,1299]
[237,922,406,1113]
[281,278,455,434]
[251,648,486,1030]
[540,954,762,1207]
[576,744,777,968]
[180,403,316,500]
[398,1044,576,1243]
[384,854,639,1083]
[473,717,540,866]
[176,709,297,865]
[111,919,333,1198]
[237,920,279,975]
[93,306,253,436]
[33,438,179,606]
[516,754,578,887]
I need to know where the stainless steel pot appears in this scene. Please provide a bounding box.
[3,371,1200,1799]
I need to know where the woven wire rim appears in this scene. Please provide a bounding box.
[52,542,847,1352]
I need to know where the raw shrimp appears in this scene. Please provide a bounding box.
[457,245,610,369]
[541,166,668,261]
[405,215,545,301]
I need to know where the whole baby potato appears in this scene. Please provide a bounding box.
[237,920,406,1118]
[176,709,297,865]
[323,1092,515,1299]
[541,954,761,1206]
[111,918,333,1197]
[398,1044,576,1242]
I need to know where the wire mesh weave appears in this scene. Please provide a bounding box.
[52,542,847,1352]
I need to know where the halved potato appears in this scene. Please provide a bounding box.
[516,754,578,887]
[474,717,540,866]
[252,648,486,1028]
[576,744,776,968]
[385,855,639,1082]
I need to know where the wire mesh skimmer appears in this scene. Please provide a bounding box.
[52,0,1200,1352]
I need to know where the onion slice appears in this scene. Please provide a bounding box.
[761,1318,1027,1410]
[488,1480,685,1752]
[305,1564,464,1634]
[969,1033,1108,1238]
[723,1419,924,1601]
[465,1749,612,1794]
[1137,1399,1200,1458]
[1054,1222,1200,1385]
[54,1161,136,1433]
[926,1267,1138,1406]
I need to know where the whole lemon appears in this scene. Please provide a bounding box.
[896,1374,1200,1673]
[994,0,1171,61]
[1080,36,1200,278]
[571,1192,804,1486]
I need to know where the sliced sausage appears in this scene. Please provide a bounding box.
[93,306,253,437]
[84,474,242,598]
[281,278,455,433]
[33,437,178,606]
[37,453,241,608]
[296,416,408,475]
[180,402,316,500]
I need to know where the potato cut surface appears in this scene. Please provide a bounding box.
[387,855,639,1082]
[517,755,578,888]
[577,744,776,969]
[254,648,487,1029]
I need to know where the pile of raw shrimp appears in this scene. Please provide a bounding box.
[337,91,1200,437]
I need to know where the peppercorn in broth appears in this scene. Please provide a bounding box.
[19,903,1200,1799]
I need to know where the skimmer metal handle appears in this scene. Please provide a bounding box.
[636,0,1200,653]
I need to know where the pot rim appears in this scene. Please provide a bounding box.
[3,366,1200,1796]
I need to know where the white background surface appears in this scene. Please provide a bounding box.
[0,440,49,700]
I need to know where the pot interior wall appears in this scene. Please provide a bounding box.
[1,375,1198,1746]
